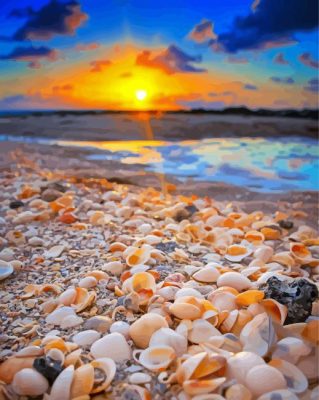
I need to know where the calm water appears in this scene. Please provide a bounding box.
[1,135,318,193]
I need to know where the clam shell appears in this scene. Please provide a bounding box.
[254,246,274,263]
[102,261,124,276]
[126,245,152,266]
[217,272,252,291]
[110,321,130,339]
[236,290,264,307]
[269,359,308,393]
[64,348,82,368]
[12,368,49,396]
[149,327,188,356]
[129,313,168,348]
[134,345,176,371]
[225,245,252,262]
[90,332,131,362]
[123,272,156,305]
[225,383,252,400]
[129,372,152,384]
[78,276,97,288]
[188,319,222,343]
[193,266,220,283]
[49,365,74,400]
[58,288,77,306]
[257,390,299,400]
[183,377,226,396]
[245,365,286,397]
[261,298,288,325]
[272,337,311,364]
[209,291,238,312]
[90,358,116,393]
[72,330,101,347]
[70,363,94,398]
[60,314,83,329]
[0,356,36,383]
[16,346,44,358]
[175,287,203,299]
[227,351,265,384]
[46,306,76,325]
[0,260,14,281]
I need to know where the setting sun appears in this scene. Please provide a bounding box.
[135,89,147,101]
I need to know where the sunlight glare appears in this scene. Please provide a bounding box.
[135,89,147,101]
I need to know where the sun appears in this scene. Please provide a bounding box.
[135,89,147,101]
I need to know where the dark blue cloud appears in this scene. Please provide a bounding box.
[5,1,87,41]
[210,0,318,53]
[299,52,319,69]
[274,53,289,65]
[270,76,295,84]
[304,78,319,92]
[0,46,59,68]
[136,45,206,74]
[188,19,216,43]
[243,83,258,90]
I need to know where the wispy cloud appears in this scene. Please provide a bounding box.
[274,52,289,65]
[304,78,319,92]
[270,76,294,84]
[243,83,258,90]
[0,45,59,68]
[188,19,216,43]
[299,52,319,69]
[90,59,112,72]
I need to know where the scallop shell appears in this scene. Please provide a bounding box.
[183,377,226,396]
[90,332,131,362]
[70,363,94,398]
[217,272,252,291]
[49,365,74,400]
[90,358,116,393]
[149,327,188,356]
[269,359,308,393]
[245,365,286,397]
[72,330,101,347]
[134,345,176,371]
[129,313,168,348]
[227,351,266,385]
[12,368,49,396]
[225,245,252,262]
[193,266,220,283]
[0,260,14,281]
[188,319,222,343]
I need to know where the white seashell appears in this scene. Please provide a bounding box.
[28,236,44,246]
[12,368,49,396]
[46,307,76,325]
[90,357,116,393]
[49,365,74,400]
[269,359,308,394]
[245,365,287,397]
[129,372,152,384]
[257,390,299,400]
[193,266,220,283]
[72,330,101,347]
[188,319,222,344]
[149,328,188,356]
[0,260,14,281]
[134,345,176,371]
[129,314,169,348]
[58,288,77,306]
[157,286,179,300]
[44,245,65,259]
[217,272,252,291]
[272,337,311,364]
[0,248,14,262]
[91,332,131,362]
[102,261,124,276]
[78,276,97,288]
[60,315,83,329]
[110,321,130,339]
[16,346,43,358]
[254,246,274,263]
[175,288,203,299]
[225,245,252,262]
[227,351,266,384]
[138,223,152,234]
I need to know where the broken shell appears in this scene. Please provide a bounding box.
[0,260,14,281]
[209,291,238,312]
[12,368,49,396]
[72,330,101,347]
[49,365,74,400]
[217,272,252,291]
[58,288,77,306]
[90,358,116,393]
[193,266,220,283]
[236,290,264,306]
[126,245,152,267]
[188,319,222,343]
[46,306,76,325]
[225,245,252,262]
[123,272,156,305]
[183,378,226,396]
[129,313,168,348]
[227,351,266,385]
[73,287,96,312]
[245,365,286,397]
[70,363,94,398]
[90,332,132,362]
[44,245,65,259]
[261,298,288,325]
[102,261,124,276]
[84,316,112,333]
[78,276,97,288]
[134,345,176,371]
[110,321,130,339]
[149,327,188,356]
[254,246,274,263]
[269,359,308,393]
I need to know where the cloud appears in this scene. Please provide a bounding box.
[6,0,87,41]
[210,0,318,53]
[0,45,59,68]
[209,91,234,97]
[90,59,112,72]
[274,52,289,65]
[270,76,295,84]
[136,45,206,74]
[119,72,133,78]
[52,84,74,92]
[243,83,258,90]
[304,78,319,92]
[76,42,100,51]
[227,56,248,64]
[188,19,217,43]
[298,52,319,69]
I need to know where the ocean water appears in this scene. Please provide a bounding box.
[1,134,318,193]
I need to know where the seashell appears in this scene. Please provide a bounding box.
[236,290,264,306]
[78,276,97,288]
[225,245,252,262]
[90,358,116,393]
[90,332,131,362]
[123,272,156,305]
[16,346,44,358]
[192,394,225,400]
[46,306,76,325]
[256,390,299,400]
[149,327,188,356]
[49,365,74,400]
[260,226,282,240]
[12,368,49,396]
[0,260,14,281]
[58,288,77,306]
[64,349,82,368]
[84,316,112,333]
[41,299,59,314]
[227,351,266,385]
[169,296,205,320]
[72,330,101,347]
[290,242,316,265]
[254,246,274,263]
[46,348,65,365]
[272,337,311,364]
[183,377,226,396]
[129,313,169,348]
[134,345,176,371]
[225,383,252,400]
[129,372,152,384]
[271,252,295,268]
[193,266,220,283]
[188,319,222,343]
[157,286,179,300]
[209,292,238,312]
[102,261,124,276]
[220,310,239,333]
[125,245,152,267]
[138,223,152,234]
[70,363,94,398]
[110,321,130,339]
[245,230,264,244]
[89,210,105,225]
[230,310,253,336]
[109,242,127,253]
[261,298,287,325]
[43,337,68,353]
[245,365,286,397]
[0,356,36,383]
[60,315,83,329]
[269,359,308,394]
[44,245,65,259]
[217,272,252,291]
[86,270,108,281]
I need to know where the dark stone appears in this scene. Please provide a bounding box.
[9,200,24,209]
[33,356,63,384]
[156,241,178,253]
[174,204,198,222]
[261,276,318,324]
[278,220,294,230]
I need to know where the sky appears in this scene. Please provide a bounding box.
[0,0,318,110]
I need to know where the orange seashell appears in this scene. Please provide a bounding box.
[18,186,39,199]
[70,364,94,398]
[260,226,281,240]
[236,290,265,307]
[50,195,73,212]
[59,212,77,224]
[44,338,68,353]
[302,320,319,344]
[262,299,287,325]
[0,356,36,383]
[245,230,265,244]
[183,378,226,396]
[109,242,127,253]
[231,310,253,336]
